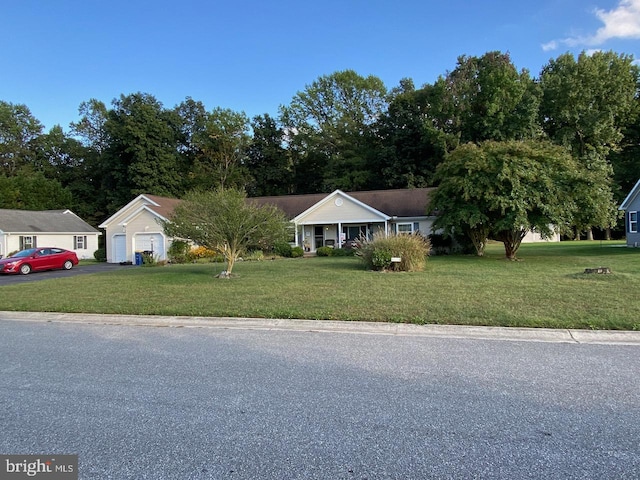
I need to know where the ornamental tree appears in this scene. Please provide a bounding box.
[429,140,592,260]
[162,188,289,276]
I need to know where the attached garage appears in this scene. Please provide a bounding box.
[135,233,165,259]
[112,234,127,263]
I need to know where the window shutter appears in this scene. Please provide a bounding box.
[33,236,37,248]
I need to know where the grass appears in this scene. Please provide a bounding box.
[2,241,639,330]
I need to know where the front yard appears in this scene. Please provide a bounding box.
[2,241,639,330]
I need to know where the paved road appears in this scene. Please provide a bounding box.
[1,315,639,479]
[0,263,132,285]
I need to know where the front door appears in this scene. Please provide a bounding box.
[314,226,324,250]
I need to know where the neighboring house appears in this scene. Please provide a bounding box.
[619,179,640,247]
[0,209,100,259]
[101,188,560,263]
[99,194,182,263]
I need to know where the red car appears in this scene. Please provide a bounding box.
[0,248,79,275]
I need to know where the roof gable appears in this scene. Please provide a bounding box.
[292,190,390,224]
[0,209,99,233]
[99,194,180,228]
[619,179,640,211]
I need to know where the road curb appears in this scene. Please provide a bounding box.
[1,311,640,345]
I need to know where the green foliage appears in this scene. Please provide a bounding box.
[243,250,265,261]
[330,247,354,257]
[0,169,73,210]
[280,69,388,191]
[167,240,191,264]
[291,246,304,258]
[93,248,107,262]
[316,246,333,257]
[430,139,594,259]
[0,101,43,176]
[357,233,430,271]
[246,114,292,196]
[189,107,251,190]
[141,252,157,266]
[273,241,293,258]
[431,51,541,144]
[162,187,289,275]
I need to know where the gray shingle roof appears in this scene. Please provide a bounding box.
[0,209,99,233]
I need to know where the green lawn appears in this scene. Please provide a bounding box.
[2,241,639,330]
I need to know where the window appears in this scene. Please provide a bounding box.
[397,223,413,234]
[630,211,638,233]
[19,236,36,250]
[74,235,88,249]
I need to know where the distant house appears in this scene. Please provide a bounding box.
[101,188,560,263]
[619,179,640,247]
[0,209,100,259]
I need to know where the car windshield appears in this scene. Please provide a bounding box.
[10,249,37,258]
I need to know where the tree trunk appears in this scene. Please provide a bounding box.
[605,228,611,241]
[497,229,527,260]
[586,228,594,241]
[468,225,490,257]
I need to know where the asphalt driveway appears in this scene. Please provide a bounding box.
[0,262,132,285]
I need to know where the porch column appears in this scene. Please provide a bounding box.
[338,221,342,248]
[294,222,299,247]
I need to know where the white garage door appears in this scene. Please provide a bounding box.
[112,234,127,263]
[135,234,165,259]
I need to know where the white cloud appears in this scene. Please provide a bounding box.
[542,0,640,50]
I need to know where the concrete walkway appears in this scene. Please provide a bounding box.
[2,311,640,345]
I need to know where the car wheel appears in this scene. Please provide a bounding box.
[63,260,73,270]
[20,264,31,275]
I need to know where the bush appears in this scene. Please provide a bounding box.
[188,245,219,262]
[356,233,431,272]
[291,246,304,258]
[273,241,293,258]
[141,252,158,266]
[168,240,190,264]
[331,247,354,257]
[93,247,107,262]
[243,250,264,261]
[316,246,333,257]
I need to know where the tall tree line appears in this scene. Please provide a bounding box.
[1,50,638,233]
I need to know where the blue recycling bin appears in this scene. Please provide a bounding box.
[135,252,143,265]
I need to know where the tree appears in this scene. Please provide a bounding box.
[189,108,251,190]
[162,188,290,276]
[245,114,292,196]
[430,140,590,259]
[371,79,451,189]
[0,101,43,176]
[101,93,184,212]
[539,51,639,238]
[0,169,72,210]
[431,51,541,145]
[70,99,109,154]
[280,70,387,192]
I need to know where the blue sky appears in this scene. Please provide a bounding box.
[3,0,640,131]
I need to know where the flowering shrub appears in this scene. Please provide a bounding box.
[187,246,219,262]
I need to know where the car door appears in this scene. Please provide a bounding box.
[31,249,53,271]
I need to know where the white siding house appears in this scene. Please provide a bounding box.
[0,209,100,259]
